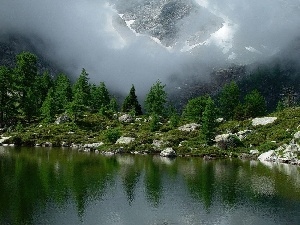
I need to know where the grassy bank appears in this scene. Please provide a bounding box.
[1,107,300,157]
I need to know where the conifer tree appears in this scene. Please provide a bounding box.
[182,95,209,123]
[14,51,39,121]
[243,89,266,118]
[68,68,90,121]
[37,71,54,108]
[41,88,56,123]
[145,80,167,117]
[0,66,14,127]
[218,81,240,120]
[53,73,72,114]
[109,97,119,113]
[97,82,111,114]
[72,68,90,105]
[202,97,217,144]
[122,85,142,115]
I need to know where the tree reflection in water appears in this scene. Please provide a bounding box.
[0,146,300,225]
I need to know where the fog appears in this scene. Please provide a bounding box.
[1,0,300,95]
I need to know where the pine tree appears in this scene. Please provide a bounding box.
[90,82,111,113]
[109,97,119,113]
[72,68,90,105]
[36,70,54,108]
[122,85,142,115]
[182,95,209,123]
[68,68,90,121]
[167,103,180,128]
[243,89,266,118]
[218,81,240,120]
[14,51,39,122]
[53,73,72,114]
[202,97,217,144]
[145,80,167,117]
[0,66,15,127]
[41,88,56,123]
[97,82,111,114]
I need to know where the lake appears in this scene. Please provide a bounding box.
[0,146,300,225]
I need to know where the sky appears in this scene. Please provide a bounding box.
[1,0,300,95]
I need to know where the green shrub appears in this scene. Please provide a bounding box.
[217,135,244,150]
[150,114,161,132]
[105,128,121,143]
[258,142,278,152]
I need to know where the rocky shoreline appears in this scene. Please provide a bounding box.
[1,115,300,166]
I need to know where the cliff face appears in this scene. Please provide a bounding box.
[0,35,61,76]
[112,0,223,49]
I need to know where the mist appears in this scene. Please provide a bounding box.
[1,0,300,95]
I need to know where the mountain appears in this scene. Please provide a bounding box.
[112,0,223,49]
[0,34,62,76]
[1,0,300,111]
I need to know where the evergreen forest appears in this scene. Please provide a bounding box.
[0,51,300,157]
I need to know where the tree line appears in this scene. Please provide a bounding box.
[0,51,275,142]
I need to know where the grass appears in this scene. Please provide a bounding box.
[3,107,300,156]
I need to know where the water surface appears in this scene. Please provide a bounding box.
[0,146,299,225]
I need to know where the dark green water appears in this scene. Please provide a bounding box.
[0,146,300,225]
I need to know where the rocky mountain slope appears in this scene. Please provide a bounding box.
[0,35,61,76]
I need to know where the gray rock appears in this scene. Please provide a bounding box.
[61,141,69,147]
[118,114,134,123]
[258,150,276,161]
[116,136,135,144]
[70,143,81,148]
[252,117,277,126]
[152,139,168,149]
[216,118,224,123]
[237,130,252,140]
[294,131,300,140]
[83,142,104,149]
[0,136,10,144]
[250,149,259,155]
[55,114,70,124]
[160,147,176,157]
[258,143,300,165]
[284,144,300,152]
[215,133,232,143]
[178,123,200,132]
[42,142,52,147]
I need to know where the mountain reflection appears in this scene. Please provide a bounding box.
[0,147,300,225]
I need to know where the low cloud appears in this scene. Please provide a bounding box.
[1,0,299,95]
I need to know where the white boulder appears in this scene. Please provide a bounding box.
[294,131,300,140]
[252,117,277,126]
[258,150,276,161]
[250,149,259,155]
[178,123,200,132]
[0,136,10,145]
[118,114,134,123]
[116,136,135,144]
[215,133,232,143]
[160,147,176,157]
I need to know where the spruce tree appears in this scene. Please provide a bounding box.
[53,73,72,114]
[14,51,39,122]
[243,89,266,118]
[122,85,142,115]
[68,68,90,121]
[37,71,54,108]
[0,66,14,127]
[97,82,111,114]
[109,97,119,113]
[218,81,240,120]
[202,97,217,144]
[182,95,209,123]
[41,88,56,123]
[145,80,167,117]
